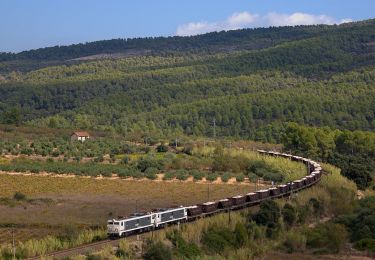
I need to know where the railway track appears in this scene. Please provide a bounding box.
[27,150,322,259]
[27,239,118,260]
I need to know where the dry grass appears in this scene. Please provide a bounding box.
[0,174,256,227]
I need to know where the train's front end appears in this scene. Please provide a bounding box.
[107,219,122,237]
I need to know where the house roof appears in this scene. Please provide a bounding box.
[72,131,90,137]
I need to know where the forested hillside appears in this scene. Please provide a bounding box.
[0,19,374,189]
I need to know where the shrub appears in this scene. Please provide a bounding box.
[176,170,189,181]
[163,171,176,180]
[263,171,284,183]
[166,230,201,258]
[58,224,80,242]
[251,200,280,228]
[306,223,348,253]
[116,239,134,258]
[354,238,375,252]
[350,223,374,242]
[13,191,27,201]
[137,157,163,172]
[51,150,60,157]
[236,174,245,182]
[234,222,248,247]
[308,198,324,217]
[20,148,33,156]
[221,172,232,182]
[94,155,104,163]
[201,225,236,253]
[144,167,158,180]
[247,172,258,182]
[100,170,112,177]
[282,203,297,227]
[283,232,306,253]
[121,156,130,164]
[117,168,130,178]
[191,170,204,181]
[206,173,218,182]
[297,205,310,224]
[183,144,194,155]
[143,241,172,260]
[156,144,168,153]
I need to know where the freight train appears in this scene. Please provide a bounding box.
[107,150,322,237]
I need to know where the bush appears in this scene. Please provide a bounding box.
[143,241,172,260]
[58,224,80,242]
[144,167,158,180]
[166,230,201,258]
[252,200,280,228]
[137,157,163,172]
[282,203,297,227]
[236,174,245,182]
[201,225,236,253]
[51,150,60,157]
[20,148,33,155]
[94,155,104,163]
[156,144,168,153]
[191,170,204,181]
[306,223,348,253]
[263,171,284,183]
[163,171,176,180]
[182,144,194,155]
[117,168,130,178]
[13,192,27,201]
[221,172,232,182]
[121,156,130,164]
[354,238,375,252]
[283,232,306,253]
[247,160,283,182]
[234,222,248,247]
[116,239,134,258]
[206,173,218,182]
[176,170,189,181]
[308,198,324,217]
[247,172,258,182]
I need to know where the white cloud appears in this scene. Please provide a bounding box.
[227,12,259,28]
[340,18,354,24]
[176,12,352,36]
[265,12,337,26]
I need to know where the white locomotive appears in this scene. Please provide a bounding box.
[107,206,187,237]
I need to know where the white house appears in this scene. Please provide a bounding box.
[71,131,90,142]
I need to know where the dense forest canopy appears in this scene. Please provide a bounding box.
[0,19,374,189]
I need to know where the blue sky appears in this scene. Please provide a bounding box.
[1,0,374,52]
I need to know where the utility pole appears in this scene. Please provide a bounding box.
[213,118,216,139]
[207,183,210,201]
[12,228,15,260]
[151,223,154,241]
[290,181,293,199]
